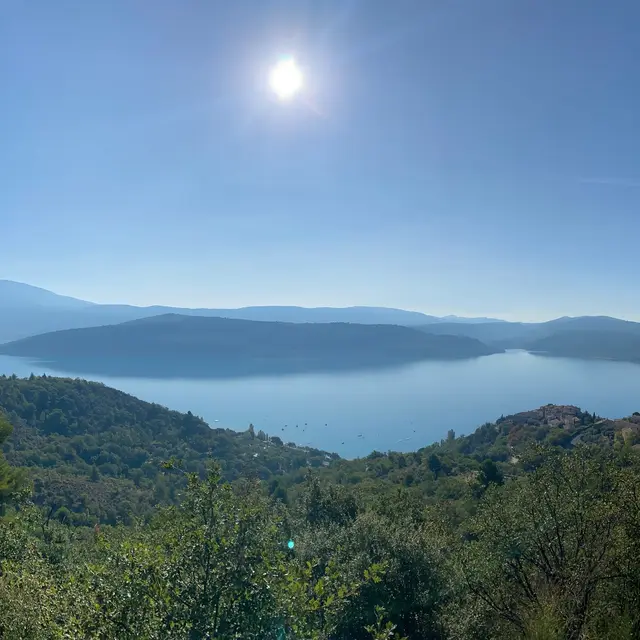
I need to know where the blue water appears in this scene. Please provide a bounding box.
[1,351,640,458]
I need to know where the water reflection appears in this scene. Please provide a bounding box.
[18,353,481,380]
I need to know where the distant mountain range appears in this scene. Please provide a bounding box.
[0,280,504,343]
[0,313,501,378]
[3,280,640,369]
[418,315,640,363]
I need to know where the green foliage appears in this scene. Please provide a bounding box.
[82,464,292,638]
[0,464,383,639]
[290,475,447,639]
[452,446,640,639]
[365,606,409,640]
[0,413,26,509]
[1,444,640,638]
[2,378,640,638]
[0,375,334,524]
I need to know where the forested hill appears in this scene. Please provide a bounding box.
[0,375,334,524]
[1,374,638,525]
[317,403,640,501]
[0,314,500,362]
[0,315,501,378]
[2,377,640,637]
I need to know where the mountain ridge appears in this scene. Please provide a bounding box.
[0,280,505,343]
[4,281,640,365]
[418,315,640,363]
[0,279,94,309]
[0,313,502,378]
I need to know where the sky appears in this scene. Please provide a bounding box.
[2,0,640,322]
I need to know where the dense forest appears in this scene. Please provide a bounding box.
[1,375,640,638]
[0,375,336,524]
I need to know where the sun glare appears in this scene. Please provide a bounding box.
[269,57,303,101]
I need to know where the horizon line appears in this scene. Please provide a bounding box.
[2,279,639,324]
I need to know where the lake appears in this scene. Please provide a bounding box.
[1,351,640,458]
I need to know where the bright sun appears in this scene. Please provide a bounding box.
[269,57,303,101]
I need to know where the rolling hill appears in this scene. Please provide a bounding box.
[0,280,504,343]
[0,314,502,378]
[0,375,336,525]
[525,329,640,362]
[2,374,637,526]
[418,315,640,362]
[5,281,639,365]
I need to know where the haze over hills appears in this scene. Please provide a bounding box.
[0,280,504,343]
[525,330,640,362]
[419,315,640,363]
[0,313,501,378]
[419,315,640,343]
[0,280,95,309]
[3,280,640,365]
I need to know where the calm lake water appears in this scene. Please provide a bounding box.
[1,351,639,458]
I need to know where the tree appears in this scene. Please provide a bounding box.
[428,454,442,479]
[477,460,503,489]
[0,414,26,510]
[299,473,359,527]
[455,446,640,639]
[77,463,378,639]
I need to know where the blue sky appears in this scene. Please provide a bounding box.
[2,0,640,321]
